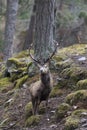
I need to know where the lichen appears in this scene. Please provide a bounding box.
[25,115,41,127]
[65,90,87,107]
[55,103,70,119]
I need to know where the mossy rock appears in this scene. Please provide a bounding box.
[25,102,32,119]
[15,75,29,88]
[60,66,87,88]
[0,77,12,92]
[14,50,30,58]
[56,59,74,71]
[25,102,45,119]
[61,66,87,81]
[65,90,87,107]
[64,116,79,130]
[7,58,26,68]
[76,79,87,90]
[25,115,41,127]
[55,103,70,119]
[39,103,46,114]
[50,86,63,98]
[64,109,87,130]
[53,54,67,62]
[57,44,86,57]
[72,109,87,117]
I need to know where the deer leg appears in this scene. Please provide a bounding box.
[32,98,36,115]
[35,97,40,115]
[46,98,49,118]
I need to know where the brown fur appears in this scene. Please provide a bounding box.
[29,65,53,115]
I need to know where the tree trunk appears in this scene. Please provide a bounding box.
[34,0,55,64]
[4,0,19,60]
[59,0,64,10]
[0,0,3,15]
[23,0,36,50]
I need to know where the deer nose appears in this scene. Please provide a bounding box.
[40,68,44,73]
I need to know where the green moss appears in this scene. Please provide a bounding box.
[57,44,86,56]
[25,102,32,119]
[14,50,30,58]
[39,103,45,114]
[50,86,63,98]
[25,115,41,127]
[7,58,26,68]
[76,79,87,90]
[56,103,70,119]
[64,116,79,130]
[60,66,87,89]
[72,109,87,117]
[0,78,12,91]
[65,90,87,106]
[56,59,73,71]
[64,109,87,130]
[15,75,29,88]
[54,55,67,62]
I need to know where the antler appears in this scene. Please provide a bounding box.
[44,40,59,63]
[29,45,41,64]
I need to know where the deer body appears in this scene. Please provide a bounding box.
[29,65,53,115]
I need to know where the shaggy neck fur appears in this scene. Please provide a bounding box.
[40,72,50,87]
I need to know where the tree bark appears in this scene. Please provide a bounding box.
[34,0,55,64]
[4,0,19,60]
[23,0,36,50]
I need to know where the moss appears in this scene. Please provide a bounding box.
[0,78,12,91]
[25,115,41,127]
[14,50,30,58]
[15,75,29,88]
[64,116,79,130]
[72,109,87,117]
[50,86,63,98]
[55,103,70,119]
[64,109,87,130]
[76,79,87,90]
[57,44,86,57]
[39,103,45,114]
[56,59,73,71]
[25,102,32,119]
[60,66,87,89]
[7,58,26,68]
[54,55,67,62]
[65,90,87,106]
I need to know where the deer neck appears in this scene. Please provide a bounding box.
[40,72,51,87]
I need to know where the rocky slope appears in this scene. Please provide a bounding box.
[0,44,87,130]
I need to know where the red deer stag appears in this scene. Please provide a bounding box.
[28,40,58,115]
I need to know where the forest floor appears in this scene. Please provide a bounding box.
[0,44,87,130]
